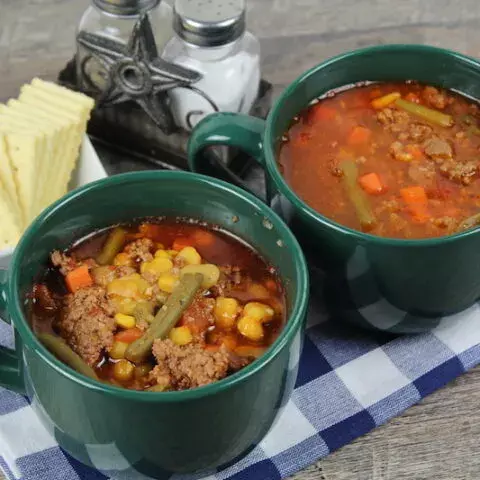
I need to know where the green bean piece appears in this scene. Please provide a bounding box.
[395,98,454,128]
[156,291,169,306]
[38,333,99,381]
[133,302,155,325]
[456,212,480,232]
[339,160,376,229]
[125,273,203,363]
[96,227,127,266]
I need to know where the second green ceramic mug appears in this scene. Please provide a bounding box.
[188,44,480,333]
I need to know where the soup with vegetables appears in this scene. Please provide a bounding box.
[279,81,480,239]
[30,220,285,391]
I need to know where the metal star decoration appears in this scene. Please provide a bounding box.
[77,14,202,134]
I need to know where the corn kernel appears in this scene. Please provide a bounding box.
[243,302,275,323]
[141,257,173,276]
[109,341,129,359]
[154,249,170,259]
[248,283,270,299]
[158,273,180,293]
[169,326,193,346]
[115,313,136,329]
[237,316,264,341]
[110,296,138,315]
[113,252,132,267]
[167,250,178,257]
[177,246,202,265]
[113,359,135,382]
[107,274,149,298]
[181,264,220,289]
[214,297,240,329]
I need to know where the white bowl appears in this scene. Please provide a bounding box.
[0,136,107,269]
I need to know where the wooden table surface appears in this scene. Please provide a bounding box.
[2,1,480,479]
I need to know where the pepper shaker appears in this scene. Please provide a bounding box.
[76,0,173,93]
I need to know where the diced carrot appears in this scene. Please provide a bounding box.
[192,229,216,247]
[405,144,424,160]
[114,328,143,344]
[371,92,401,109]
[358,173,385,195]
[369,88,383,99]
[172,237,194,251]
[405,92,420,104]
[347,126,372,145]
[65,265,93,293]
[310,104,337,122]
[400,186,428,204]
[400,186,430,223]
[411,207,430,223]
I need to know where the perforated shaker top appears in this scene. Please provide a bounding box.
[173,0,246,47]
[93,0,160,16]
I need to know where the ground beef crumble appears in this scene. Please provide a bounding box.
[123,238,154,263]
[422,86,450,110]
[438,159,478,185]
[389,141,414,162]
[398,123,433,143]
[149,339,230,390]
[55,286,115,366]
[376,107,410,132]
[423,137,453,161]
[51,251,79,276]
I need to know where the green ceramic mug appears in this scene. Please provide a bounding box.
[0,171,309,476]
[188,44,480,333]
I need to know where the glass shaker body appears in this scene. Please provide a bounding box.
[162,31,260,131]
[76,1,173,93]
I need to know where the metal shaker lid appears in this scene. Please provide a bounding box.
[173,0,246,47]
[93,0,160,16]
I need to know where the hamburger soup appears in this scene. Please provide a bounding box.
[30,220,285,391]
[279,82,480,239]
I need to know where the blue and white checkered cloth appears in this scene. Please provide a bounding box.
[2,265,480,480]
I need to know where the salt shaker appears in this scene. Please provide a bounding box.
[76,0,173,92]
[162,0,261,131]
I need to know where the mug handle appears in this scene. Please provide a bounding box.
[187,113,269,200]
[0,269,25,394]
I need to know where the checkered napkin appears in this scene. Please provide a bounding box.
[2,266,480,480]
